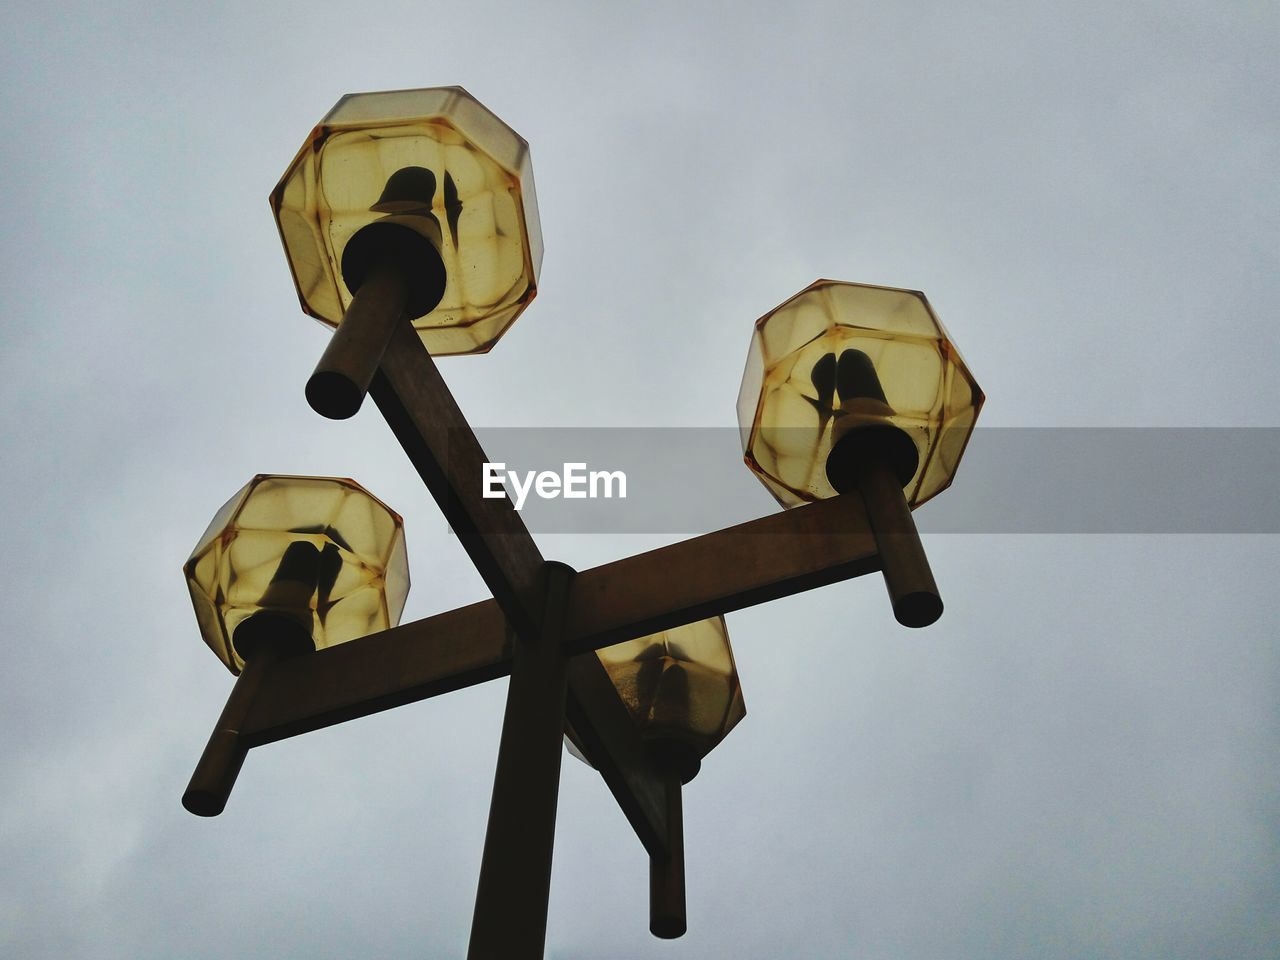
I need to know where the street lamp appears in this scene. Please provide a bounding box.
[271,86,541,359]
[739,279,984,626]
[566,616,745,938]
[180,87,985,959]
[271,86,542,419]
[181,474,408,816]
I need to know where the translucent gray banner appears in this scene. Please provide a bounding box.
[457,428,1280,535]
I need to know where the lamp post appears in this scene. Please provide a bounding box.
[180,87,984,959]
[566,616,745,938]
[182,475,409,816]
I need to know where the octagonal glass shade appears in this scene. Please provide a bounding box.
[271,86,542,356]
[569,617,745,766]
[737,279,984,508]
[183,475,409,674]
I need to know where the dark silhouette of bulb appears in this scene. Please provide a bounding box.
[373,166,437,212]
[232,540,323,660]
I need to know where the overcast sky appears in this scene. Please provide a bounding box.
[1,2,1277,958]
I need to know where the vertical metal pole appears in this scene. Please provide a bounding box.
[648,767,687,938]
[468,562,575,960]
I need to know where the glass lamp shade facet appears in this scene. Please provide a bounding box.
[183,475,409,674]
[271,86,542,356]
[568,617,745,770]
[737,279,984,508]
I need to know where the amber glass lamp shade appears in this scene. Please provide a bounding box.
[737,279,983,508]
[183,475,409,674]
[569,617,745,782]
[271,86,542,356]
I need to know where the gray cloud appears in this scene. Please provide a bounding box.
[1,1,1277,958]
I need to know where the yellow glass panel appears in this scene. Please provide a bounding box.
[271,86,541,356]
[737,279,984,508]
[568,618,745,766]
[182,475,410,674]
